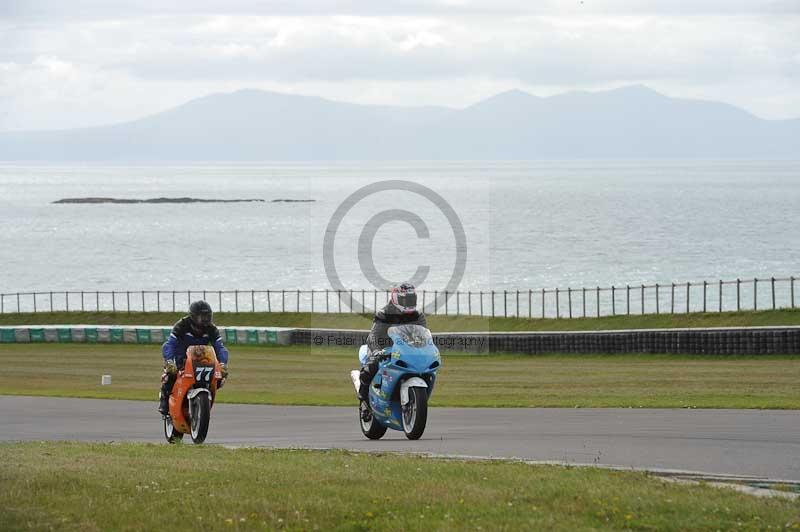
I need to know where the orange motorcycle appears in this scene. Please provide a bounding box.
[163,345,224,444]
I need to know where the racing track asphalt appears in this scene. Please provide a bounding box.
[2,396,799,481]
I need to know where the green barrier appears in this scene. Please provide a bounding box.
[110,328,124,343]
[136,329,151,343]
[267,330,278,344]
[1,329,15,343]
[225,329,237,344]
[247,330,259,345]
[29,328,45,342]
[85,328,98,343]
[57,328,73,342]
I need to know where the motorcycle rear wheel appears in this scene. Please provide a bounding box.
[163,415,183,443]
[190,394,211,444]
[359,401,387,440]
[402,387,428,440]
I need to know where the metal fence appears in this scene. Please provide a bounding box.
[2,275,797,318]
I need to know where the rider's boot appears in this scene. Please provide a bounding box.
[158,391,169,416]
[358,363,376,402]
[158,375,175,415]
[357,382,369,403]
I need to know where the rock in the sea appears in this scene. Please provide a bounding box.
[271,199,316,203]
[53,197,266,204]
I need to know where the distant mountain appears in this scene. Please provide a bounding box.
[1,86,797,160]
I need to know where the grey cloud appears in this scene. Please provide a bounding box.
[2,0,799,19]
[107,16,799,87]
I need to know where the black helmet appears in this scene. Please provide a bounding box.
[189,300,213,330]
[390,282,417,314]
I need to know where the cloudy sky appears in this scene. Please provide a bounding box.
[1,0,799,130]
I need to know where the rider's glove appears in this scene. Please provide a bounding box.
[220,363,229,379]
[164,359,178,375]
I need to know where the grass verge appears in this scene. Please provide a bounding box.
[1,442,798,531]
[3,344,799,408]
[2,308,800,331]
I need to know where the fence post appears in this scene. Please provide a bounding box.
[0,294,3,314]
[310,290,314,313]
[141,291,145,312]
[641,284,645,315]
[567,288,572,318]
[17,293,20,313]
[445,291,449,315]
[96,291,99,312]
[736,278,740,311]
[611,286,615,315]
[297,290,301,313]
[503,290,507,318]
[282,290,285,312]
[596,287,600,317]
[112,292,116,312]
[324,289,328,313]
[670,283,675,314]
[792,276,796,309]
[491,291,495,317]
[235,290,239,313]
[32,293,37,313]
[456,291,460,316]
[80,291,85,312]
[267,290,272,312]
[515,290,519,317]
[66,292,69,312]
[686,283,690,313]
[480,291,484,316]
[555,288,560,319]
[655,284,659,314]
[156,291,160,312]
[171,291,175,312]
[582,287,586,318]
[771,277,776,310]
[50,291,53,312]
[754,278,758,310]
[252,290,256,312]
[469,291,473,315]
[703,281,707,313]
[126,291,131,313]
[622,284,631,316]
[718,280,723,312]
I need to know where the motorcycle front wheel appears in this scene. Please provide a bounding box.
[190,394,211,444]
[359,401,387,440]
[402,387,428,440]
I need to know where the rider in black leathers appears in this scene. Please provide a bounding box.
[158,300,229,415]
[358,283,427,401]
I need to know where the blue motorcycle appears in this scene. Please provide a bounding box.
[350,324,441,440]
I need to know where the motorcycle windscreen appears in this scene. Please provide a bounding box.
[387,324,432,348]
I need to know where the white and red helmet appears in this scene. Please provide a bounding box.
[390,282,418,314]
